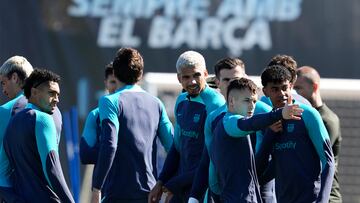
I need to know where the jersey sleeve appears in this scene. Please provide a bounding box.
[204,113,214,152]
[189,147,210,200]
[80,109,100,164]
[157,101,174,152]
[158,143,180,184]
[92,96,119,190]
[253,101,272,153]
[224,109,282,138]
[164,169,196,196]
[255,129,278,180]
[302,105,335,203]
[158,97,182,184]
[35,112,74,203]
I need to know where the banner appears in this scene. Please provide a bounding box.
[1,0,359,108]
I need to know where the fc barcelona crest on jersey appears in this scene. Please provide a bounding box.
[287,124,295,133]
[193,114,200,123]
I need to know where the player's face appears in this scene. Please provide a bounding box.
[178,66,208,96]
[293,76,313,101]
[34,81,60,114]
[105,74,120,94]
[0,74,19,99]
[263,80,291,108]
[229,88,257,117]
[216,66,246,97]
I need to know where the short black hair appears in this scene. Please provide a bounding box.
[104,62,114,79]
[23,69,60,99]
[261,65,292,87]
[214,57,245,79]
[113,47,144,84]
[226,78,257,101]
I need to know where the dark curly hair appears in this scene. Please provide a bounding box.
[23,69,60,99]
[226,78,257,101]
[113,48,144,84]
[261,65,292,87]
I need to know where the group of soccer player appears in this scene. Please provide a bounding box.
[146,51,338,203]
[0,48,342,203]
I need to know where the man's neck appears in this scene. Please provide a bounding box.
[116,81,134,91]
[312,95,323,108]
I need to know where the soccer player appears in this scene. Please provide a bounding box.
[90,48,173,203]
[257,65,335,203]
[0,56,33,202]
[80,63,121,164]
[148,51,225,202]
[294,66,342,203]
[210,78,302,202]
[3,69,74,202]
[188,57,275,203]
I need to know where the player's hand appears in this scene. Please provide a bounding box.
[270,120,282,132]
[148,181,163,203]
[282,95,303,120]
[164,190,173,203]
[91,188,101,203]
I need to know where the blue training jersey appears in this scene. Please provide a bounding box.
[0,93,25,187]
[80,108,101,164]
[92,85,173,200]
[210,107,283,203]
[190,100,274,202]
[189,104,227,200]
[3,103,73,202]
[256,102,335,203]
[158,85,225,199]
[0,94,62,188]
[252,103,277,203]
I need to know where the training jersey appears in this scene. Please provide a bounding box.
[158,85,225,199]
[3,103,73,202]
[210,108,284,203]
[0,93,62,191]
[92,85,173,200]
[80,108,100,164]
[0,93,26,187]
[189,101,273,201]
[256,102,335,203]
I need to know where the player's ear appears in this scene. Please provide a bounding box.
[10,72,20,84]
[204,69,208,77]
[30,87,38,98]
[313,82,319,92]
